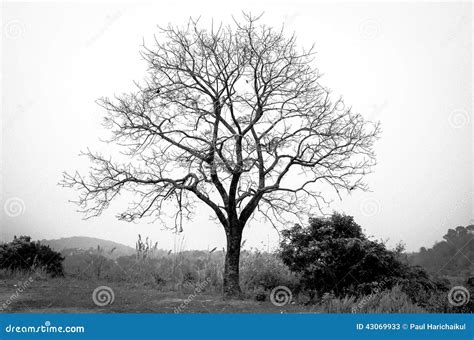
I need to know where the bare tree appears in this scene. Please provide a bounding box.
[61,14,380,298]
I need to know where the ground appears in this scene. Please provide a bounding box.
[0,277,311,313]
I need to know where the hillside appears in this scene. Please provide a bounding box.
[40,236,135,259]
[407,225,473,278]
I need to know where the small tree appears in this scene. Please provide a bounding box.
[279,213,406,298]
[0,236,64,276]
[61,14,379,298]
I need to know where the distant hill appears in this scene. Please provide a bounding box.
[40,236,135,259]
[407,225,473,278]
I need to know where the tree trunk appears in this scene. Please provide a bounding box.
[223,225,243,299]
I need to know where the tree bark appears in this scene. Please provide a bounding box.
[223,224,243,299]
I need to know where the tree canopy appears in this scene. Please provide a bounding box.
[62,14,379,231]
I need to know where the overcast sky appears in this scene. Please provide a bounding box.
[1,1,472,252]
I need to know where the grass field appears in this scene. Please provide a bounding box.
[0,276,312,313]
[1,240,470,314]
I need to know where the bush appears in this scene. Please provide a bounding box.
[240,251,299,298]
[279,213,430,299]
[0,236,64,276]
[394,266,449,310]
[279,213,454,307]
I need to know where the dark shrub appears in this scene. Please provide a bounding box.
[394,266,449,310]
[0,236,64,276]
[280,213,406,297]
[279,213,441,302]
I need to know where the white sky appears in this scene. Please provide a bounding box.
[1,1,472,252]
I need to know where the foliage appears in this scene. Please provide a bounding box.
[0,236,64,276]
[394,265,449,310]
[239,250,299,299]
[279,213,407,297]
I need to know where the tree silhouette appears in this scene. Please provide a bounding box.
[61,14,379,298]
